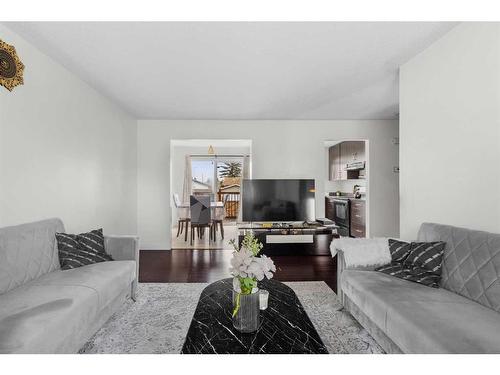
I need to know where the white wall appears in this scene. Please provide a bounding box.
[400,23,500,239]
[0,25,137,234]
[138,120,399,249]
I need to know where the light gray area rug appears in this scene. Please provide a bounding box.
[80,282,383,354]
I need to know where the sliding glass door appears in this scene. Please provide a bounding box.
[190,155,245,219]
[216,157,244,219]
[191,158,217,195]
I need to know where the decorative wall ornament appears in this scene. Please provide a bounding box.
[0,38,25,91]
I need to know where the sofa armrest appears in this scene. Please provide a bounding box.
[104,235,139,300]
[104,235,139,262]
[336,247,384,307]
[337,249,346,305]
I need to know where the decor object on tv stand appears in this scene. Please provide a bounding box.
[229,233,276,333]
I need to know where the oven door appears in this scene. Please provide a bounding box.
[332,199,350,228]
[336,225,350,237]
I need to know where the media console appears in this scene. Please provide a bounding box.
[237,223,339,256]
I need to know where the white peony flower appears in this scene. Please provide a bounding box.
[247,260,265,281]
[252,255,276,279]
[229,248,254,278]
[229,237,276,284]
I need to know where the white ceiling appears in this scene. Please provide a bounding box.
[4,22,457,120]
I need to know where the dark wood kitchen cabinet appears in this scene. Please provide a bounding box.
[350,199,366,238]
[328,144,342,181]
[328,141,366,181]
[325,196,335,221]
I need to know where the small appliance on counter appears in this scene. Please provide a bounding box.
[353,185,366,199]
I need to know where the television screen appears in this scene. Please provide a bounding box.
[242,179,315,222]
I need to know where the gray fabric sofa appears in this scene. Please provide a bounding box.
[337,223,500,353]
[0,218,139,354]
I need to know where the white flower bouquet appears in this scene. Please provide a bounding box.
[229,233,276,317]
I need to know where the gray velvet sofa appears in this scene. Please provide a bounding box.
[337,223,500,353]
[0,218,139,354]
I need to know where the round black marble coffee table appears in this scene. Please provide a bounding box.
[181,278,328,354]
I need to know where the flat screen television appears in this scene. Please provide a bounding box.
[242,179,315,222]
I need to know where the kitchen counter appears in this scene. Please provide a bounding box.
[326,195,365,201]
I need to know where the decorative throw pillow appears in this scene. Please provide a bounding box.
[403,241,446,275]
[388,239,412,262]
[375,240,446,288]
[375,262,442,288]
[56,228,113,270]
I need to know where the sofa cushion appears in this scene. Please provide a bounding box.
[0,260,135,353]
[0,283,99,353]
[417,223,500,312]
[0,218,64,295]
[33,261,136,310]
[342,269,500,353]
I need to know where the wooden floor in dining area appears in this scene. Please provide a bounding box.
[170,223,238,250]
[139,249,337,292]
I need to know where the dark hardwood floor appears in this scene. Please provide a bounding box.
[139,249,337,292]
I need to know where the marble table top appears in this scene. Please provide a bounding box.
[181,278,328,354]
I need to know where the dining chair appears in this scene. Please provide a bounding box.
[190,195,212,245]
[173,193,190,241]
[212,194,229,240]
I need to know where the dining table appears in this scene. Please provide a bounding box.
[178,201,225,242]
[177,201,224,208]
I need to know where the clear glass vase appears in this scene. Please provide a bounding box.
[232,288,260,333]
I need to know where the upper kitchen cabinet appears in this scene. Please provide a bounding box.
[328,141,366,181]
[328,143,341,180]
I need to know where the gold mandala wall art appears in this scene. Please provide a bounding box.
[0,38,25,91]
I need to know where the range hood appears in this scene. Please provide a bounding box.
[345,161,365,170]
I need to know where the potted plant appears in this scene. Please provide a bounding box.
[229,233,276,333]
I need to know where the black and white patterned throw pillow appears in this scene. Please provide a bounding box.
[56,228,113,270]
[375,262,442,288]
[376,240,445,288]
[388,239,412,262]
[403,241,445,275]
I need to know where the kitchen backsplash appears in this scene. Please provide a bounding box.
[325,179,366,195]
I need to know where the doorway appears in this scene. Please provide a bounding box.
[170,140,252,249]
[324,139,369,238]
